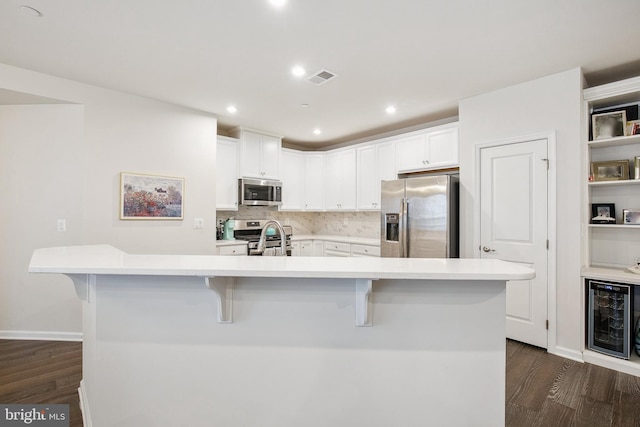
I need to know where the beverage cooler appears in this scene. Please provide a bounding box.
[586,279,634,359]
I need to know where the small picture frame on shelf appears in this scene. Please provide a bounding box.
[591,160,629,181]
[627,120,640,136]
[635,156,640,180]
[623,209,640,225]
[591,203,616,224]
[592,110,627,140]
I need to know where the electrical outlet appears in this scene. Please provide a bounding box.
[194,218,205,229]
[343,217,348,226]
[284,218,290,226]
[57,219,66,232]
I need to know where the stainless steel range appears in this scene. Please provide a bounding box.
[233,219,292,256]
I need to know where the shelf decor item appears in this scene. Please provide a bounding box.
[592,110,627,140]
[591,203,616,224]
[623,209,640,225]
[627,120,640,136]
[120,172,184,220]
[635,316,640,357]
[591,160,630,181]
[635,156,640,180]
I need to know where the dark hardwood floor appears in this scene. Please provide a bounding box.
[0,339,83,427]
[506,339,640,427]
[1,339,638,426]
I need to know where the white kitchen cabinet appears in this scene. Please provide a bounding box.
[395,125,458,173]
[290,241,301,256]
[324,149,356,210]
[312,241,324,256]
[350,244,380,257]
[356,141,396,210]
[291,240,314,256]
[216,136,239,210]
[280,149,304,210]
[304,154,325,211]
[216,243,247,256]
[231,128,281,179]
[323,241,351,257]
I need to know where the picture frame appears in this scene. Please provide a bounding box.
[592,110,627,140]
[626,120,640,136]
[591,160,629,181]
[623,209,640,225]
[120,172,184,220]
[591,203,616,224]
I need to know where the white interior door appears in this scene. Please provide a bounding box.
[480,139,548,348]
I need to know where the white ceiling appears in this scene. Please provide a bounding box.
[1,0,640,148]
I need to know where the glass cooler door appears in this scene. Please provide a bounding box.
[588,279,632,359]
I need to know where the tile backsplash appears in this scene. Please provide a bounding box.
[217,206,379,238]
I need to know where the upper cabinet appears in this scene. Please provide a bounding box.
[325,149,356,210]
[357,141,396,210]
[219,122,458,212]
[304,154,325,211]
[280,149,304,211]
[395,125,459,173]
[230,128,281,179]
[216,136,239,210]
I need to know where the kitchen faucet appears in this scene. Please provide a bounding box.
[256,220,287,256]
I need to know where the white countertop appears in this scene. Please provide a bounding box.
[29,244,535,281]
[291,234,379,246]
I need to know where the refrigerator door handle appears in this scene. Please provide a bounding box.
[400,198,408,258]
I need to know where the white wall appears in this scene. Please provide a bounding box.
[0,63,218,338]
[0,105,85,337]
[459,68,584,356]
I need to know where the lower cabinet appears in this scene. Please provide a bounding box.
[292,239,379,257]
[323,241,352,257]
[216,243,247,256]
[350,244,381,257]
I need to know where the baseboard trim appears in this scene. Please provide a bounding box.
[0,330,82,342]
[549,345,584,363]
[78,380,92,427]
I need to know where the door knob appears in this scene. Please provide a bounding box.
[482,246,495,253]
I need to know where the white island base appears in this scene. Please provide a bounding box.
[29,245,535,427]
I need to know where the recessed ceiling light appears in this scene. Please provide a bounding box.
[301,104,310,108]
[226,105,237,114]
[19,5,42,17]
[313,129,322,135]
[269,0,287,7]
[385,105,397,114]
[291,66,306,78]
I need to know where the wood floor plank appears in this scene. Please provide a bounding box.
[584,364,617,402]
[573,396,613,427]
[509,350,567,412]
[548,358,588,410]
[612,390,640,427]
[534,399,576,427]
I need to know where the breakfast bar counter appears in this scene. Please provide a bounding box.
[30,245,534,427]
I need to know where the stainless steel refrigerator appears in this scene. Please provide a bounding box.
[380,175,459,258]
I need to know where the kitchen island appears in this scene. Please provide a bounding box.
[29,245,534,427]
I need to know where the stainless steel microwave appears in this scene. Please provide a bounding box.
[238,178,282,206]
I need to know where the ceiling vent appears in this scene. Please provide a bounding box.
[306,69,337,86]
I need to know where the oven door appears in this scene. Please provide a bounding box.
[239,178,282,206]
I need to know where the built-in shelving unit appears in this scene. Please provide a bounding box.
[582,76,640,377]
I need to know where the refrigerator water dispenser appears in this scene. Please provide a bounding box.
[385,214,399,242]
